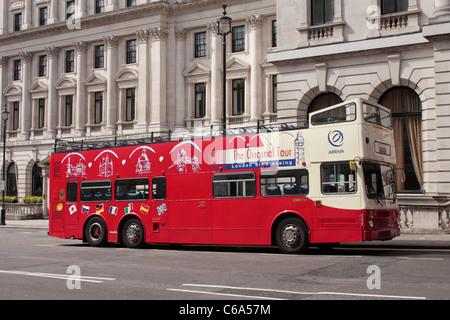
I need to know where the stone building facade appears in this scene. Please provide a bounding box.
[0,0,449,232]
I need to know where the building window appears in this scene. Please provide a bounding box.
[94,45,104,69]
[127,0,137,7]
[272,20,277,48]
[95,0,105,14]
[307,92,343,114]
[32,163,43,197]
[37,99,45,129]
[232,79,245,116]
[7,163,18,197]
[272,75,278,113]
[38,55,47,77]
[194,32,207,58]
[232,26,245,52]
[378,86,422,191]
[94,92,103,124]
[195,83,206,118]
[12,102,19,131]
[381,0,409,15]
[126,39,137,64]
[39,7,48,26]
[125,88,136,122]
[14,13,22,31]
[65,95,73,126]
[311,0,334,25]
[66,1,75,20]
[13,59,21,81]
[65,50,75,73]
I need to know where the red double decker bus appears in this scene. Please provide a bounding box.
[49,99,400,253]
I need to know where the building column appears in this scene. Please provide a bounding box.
[136,29,150,133]
[23,0,32,30]
[149,26,169,132]
[0,57,7,111]
[48,0,59,24]
[74,41,88,136]
[45,47,59,139]
[106,0,118,11]
[19,52,32,140]
[0,0,7,35]
[208,22,222,128]
[104,35,119,134]
[433,0,450,21]
[246,14,264,122]
[174,28,186,129]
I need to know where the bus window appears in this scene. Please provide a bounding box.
[362,103,392,129]
[80,181,112,202]
[261,169,308,197]
[311,103,356,125]
[213,172,256,198]
[115,178,149,201]
[363,162,396,201]
[321,163,356,194]
[152,177,166,200]
[67,182,78,202]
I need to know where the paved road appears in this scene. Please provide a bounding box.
[0,222,449,305]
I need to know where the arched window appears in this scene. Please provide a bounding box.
[32,162,43,197]
[378,87,422,191]
[307,92,343,114]
[7,163,18,197]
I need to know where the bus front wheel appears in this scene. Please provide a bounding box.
[275,218,309,254]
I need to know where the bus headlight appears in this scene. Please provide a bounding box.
[368,220,374,229]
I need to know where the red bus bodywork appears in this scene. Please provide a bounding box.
[49,99,400,253]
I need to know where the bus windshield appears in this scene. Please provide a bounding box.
[363,162,396,201]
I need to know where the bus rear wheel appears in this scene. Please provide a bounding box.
[275,217,309,254]
[85,217,107,247]
[122,218,145,248]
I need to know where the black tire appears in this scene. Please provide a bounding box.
[122,218,145,248]
[85,216,107,247]
[275,217,309,254]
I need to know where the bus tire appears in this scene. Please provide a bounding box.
[275,217,309,254]
[85,217,107,247]
[122,218,145,249]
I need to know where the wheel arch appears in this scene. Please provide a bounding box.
[270,211,310,246]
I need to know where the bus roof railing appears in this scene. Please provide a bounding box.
[53,115,309,154]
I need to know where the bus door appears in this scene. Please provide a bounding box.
[211,172,259,245]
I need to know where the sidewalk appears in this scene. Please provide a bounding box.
[1,219,449,249]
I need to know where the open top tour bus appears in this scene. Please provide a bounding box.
[49,98,400,253]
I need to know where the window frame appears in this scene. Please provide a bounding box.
[115,178,150,201]
[261,169,309,197]
[321,162,357,195]
[213,172,256,199]
[80,180,112,202]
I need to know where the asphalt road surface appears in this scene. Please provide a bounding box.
[0,225,449,304]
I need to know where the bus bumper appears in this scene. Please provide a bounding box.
[363,228,400,241]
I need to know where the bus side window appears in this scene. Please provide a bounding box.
[321,162,356,194]
[80,181,112,201]
[67,182,78,202]
[260,169,309,197]
[115,178,149,201]
[152,177,166,200]
[212,172,256,198]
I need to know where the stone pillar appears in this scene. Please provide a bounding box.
[208,22,222,128]
[106,0,118,11]
[74,41,88,136]
[149,27,169,132]
[48,0,59,24]
[0,57,7,111]
[45,47,60,139]
[174,28,186,129]
[433,0,450,21]
[104,35,119,134]
[246,14,264,122]
[0,0,7,35]
[23,0,32,30]
[136,29,150,133]
[19,52,32,140]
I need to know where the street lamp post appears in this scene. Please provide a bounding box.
[217,4,232,136]
[1,106,8,226]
